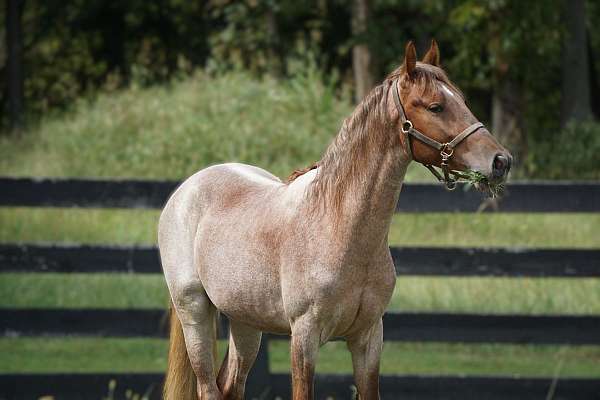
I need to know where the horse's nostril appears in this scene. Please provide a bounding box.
[492,154,509,176]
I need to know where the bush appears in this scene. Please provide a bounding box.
[0,68,352,180]
[527,121,600,179]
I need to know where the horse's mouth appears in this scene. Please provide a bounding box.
[473,179,505,198]
[461,170,505,198]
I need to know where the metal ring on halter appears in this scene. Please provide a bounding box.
[440,146,454,161]
[401,120,413,134]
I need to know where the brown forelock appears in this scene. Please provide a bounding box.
[385,62,464,100]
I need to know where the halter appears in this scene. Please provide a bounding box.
[392,79,484,190]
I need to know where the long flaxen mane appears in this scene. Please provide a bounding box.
[287,62,463,214]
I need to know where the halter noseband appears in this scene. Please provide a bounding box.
[392,79,484,190]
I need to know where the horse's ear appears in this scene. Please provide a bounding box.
[404,41,417,76]
[422,39,440,67]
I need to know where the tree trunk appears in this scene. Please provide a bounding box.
[352,0,374,103]
[265,7,282,77]
[492,74,526,167]
[6,0,25,133]
[561,0,591,126]
[587,29,600,119]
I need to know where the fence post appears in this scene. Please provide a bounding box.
[245,335,272,399]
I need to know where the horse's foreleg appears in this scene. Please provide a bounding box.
[217,320,262,400]
[290,318,320,400]
[347,318,383,400]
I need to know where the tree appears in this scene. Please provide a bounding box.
[352,0,374,102]
[6,0,25,133]
[490,37,525,165]
[561,0,592,125]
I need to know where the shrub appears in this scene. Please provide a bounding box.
[527,121,600,179]
[0,68,352,180]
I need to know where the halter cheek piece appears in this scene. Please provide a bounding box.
[392,79,484,190]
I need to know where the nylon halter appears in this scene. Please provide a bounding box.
[392,79,484,190]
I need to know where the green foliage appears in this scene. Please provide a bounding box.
[2,0,599,174]
[528,121,600,179]
[0,69,352,179]
[1,0,209,124]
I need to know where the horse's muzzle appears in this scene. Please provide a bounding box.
[491,153,512,181]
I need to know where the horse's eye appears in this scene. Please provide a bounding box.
[428,103,444,113]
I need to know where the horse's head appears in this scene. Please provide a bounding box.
[389,40,512,194]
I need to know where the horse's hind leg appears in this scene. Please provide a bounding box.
[174,282,222,399]
[217,320,262,400]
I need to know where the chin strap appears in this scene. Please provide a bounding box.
[392,79,484,190]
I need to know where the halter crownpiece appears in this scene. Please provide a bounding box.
[392,79,484,190]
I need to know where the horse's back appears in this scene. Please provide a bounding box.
[159,163,280,280]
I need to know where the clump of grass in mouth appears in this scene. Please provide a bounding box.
[462,170,505,198]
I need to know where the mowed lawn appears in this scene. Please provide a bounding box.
[1,209,600,377]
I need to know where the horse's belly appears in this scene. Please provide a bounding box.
[205,264,290,334]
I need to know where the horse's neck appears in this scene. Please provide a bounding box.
[308,85,411,252]
[337,141,409,250]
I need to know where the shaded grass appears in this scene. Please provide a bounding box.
[3,273,600,315]
[2,208,599,248]
[2,338,599,378]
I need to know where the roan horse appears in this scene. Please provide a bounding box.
[159,40,511,400]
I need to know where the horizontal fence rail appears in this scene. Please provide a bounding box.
[2,373,600,400]
[2,243,599,277]
[1,177,600,212]
[3,309,600,345]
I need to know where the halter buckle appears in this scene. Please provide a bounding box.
[440,145,454,163]
[401,120,413,134]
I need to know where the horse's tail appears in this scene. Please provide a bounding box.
[164,301,196,400]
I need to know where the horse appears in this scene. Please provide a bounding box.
[158,40,512,400]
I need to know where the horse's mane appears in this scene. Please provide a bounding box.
[286,62,462,212]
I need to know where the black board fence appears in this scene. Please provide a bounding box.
[1,177,600,212]
[3,309,600,345]
[1,177,600,399]
[2,243,599,277]
[3,373,600,400]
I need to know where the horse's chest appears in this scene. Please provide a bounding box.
[291,260,396,339]
[341,267,395,334]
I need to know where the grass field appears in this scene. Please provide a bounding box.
[1,70,599,380]
[3,273,600,316]
[2,211,599,377]
[3,338,600,378]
